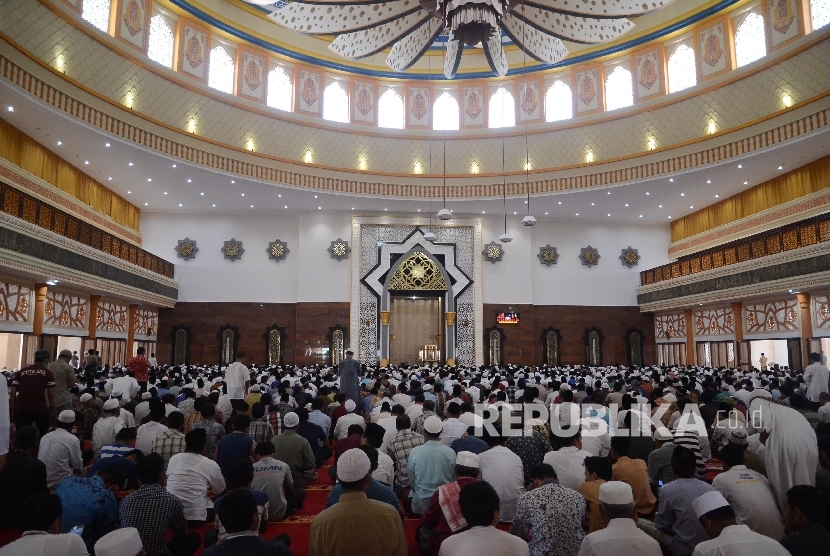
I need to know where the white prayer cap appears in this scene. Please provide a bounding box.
[337,448,371,482]
[284,412,300,428]
[111,389,123,398]
[662,393,677,403]
[748,389,773,403]
[599,481,634,505]
[142,392,152,400]
[344,399,356,412]
[423,384,433,391]
[94,527,143,556]
[455,451,480,468]
[423,416,444,434]
[103,399,120,411]
[251,385,260,392]
[693,491,730,519]
[653,429,674,442]
[728,429,748,446]
[79,393,93,403]
[58,410,76,424]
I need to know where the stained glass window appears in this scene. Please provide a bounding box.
[208,46,235,95]
[668,43,697,93]
[267,66,293,111]
[378,88,404,129]
[545,80,573,122]
[323,81,349,123]
[82,0,110,33]
[488,86,516,129]
[433,91,459,131]
[604,65,634,111]
[811,0,830,30]
[735,12,767,67]
[147,15,174,68]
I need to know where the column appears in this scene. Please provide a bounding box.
[684,308,696,365]
[445,311,456,366]
[87,295,100,340]
[797,292,812,369]
[127,304,138,357]
[379,310,390,367]
[732,302,743,342]
[32,283,48,336]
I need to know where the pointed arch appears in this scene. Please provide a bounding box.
[735,12,767,67]
[812,1,830,30]
[605,65,633,111]
[433,91,459,130]
[545,81,573,122]
[147,15,175,69]
[378,89,404,129]
[267,66,293,112]
[208,46,235,94]
[488,86,515,128]
[82,0,110,32]
[323,82,349,123]
[667,44,697,93]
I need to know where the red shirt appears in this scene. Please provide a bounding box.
[334,433,362,463]
[12,365,55,412]
[127,355,151,382]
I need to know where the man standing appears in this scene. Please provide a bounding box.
[759,353,768,372]
[127,347,152,393]
[38,410,83,489]
[10,349,57,437]
[804,352,830,410]
[338,349,361,407]
[309,448,407,556]
[224,353,250,410]
[49,349,76,412]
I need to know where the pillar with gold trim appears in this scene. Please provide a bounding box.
[378,310,390,367]
[445,311,456,366]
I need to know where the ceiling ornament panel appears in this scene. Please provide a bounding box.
[255,0,676,77]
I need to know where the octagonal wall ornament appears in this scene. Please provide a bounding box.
[328,238,351,261]
[268,239,290,262]
[538,245,559,267]
[175,238,199,261]
[483,241,504,263]
[579,245,600,267]
[620,246,641,268]
[222,238,245,261]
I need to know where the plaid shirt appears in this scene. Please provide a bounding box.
[183,411,201,433]
[389,429,424,487]
[412,410,436,436]
[192,419,225,460]
[120,483,188,556]
[247,419,274,444]
[75,405,101,443]
[268,410,284,436]
[151,429,186,470]
[177,398,195,417]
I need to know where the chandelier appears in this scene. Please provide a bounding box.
[247,0,676,77]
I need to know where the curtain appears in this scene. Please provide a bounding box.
[657,343,687,366]
[0,118,140,231]
[671,154,830,242]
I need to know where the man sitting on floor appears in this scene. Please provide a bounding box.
[0,494,87,556]
[326,445,403,519]
[207,458,277,548]
[203,490,292,556]
[252,441,305,521]
[780,485,830,556]
[166,428,227,525]
[309,448,407,556]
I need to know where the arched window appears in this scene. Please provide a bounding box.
[488,86,516,129]
[811,0,830,30]
[604,65,634,111]
[545,81,573,122]
[323,82,349,123]
[208,46,235,95]
[267,66,293,112]
[82,0,110,33]
[433,91,459,131]
[667,44,697,93]
[378,89,404,129]
[147,15,175,68]
[735,12,767,67]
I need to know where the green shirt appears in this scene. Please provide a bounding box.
[271,429,315,487]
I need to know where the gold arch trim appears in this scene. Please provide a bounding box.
[388,251,447,291]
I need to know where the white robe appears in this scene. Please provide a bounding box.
[746,398,818,512]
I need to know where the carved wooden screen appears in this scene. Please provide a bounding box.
[219,326,239,366]
[485,326,504,366]
[173,327,189,365]
[328,325,348,366]
[541,327,561,366]
[626,328,644,367]
[585,327,603,366]
[264,325,286,366]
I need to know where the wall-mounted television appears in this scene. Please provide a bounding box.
[496,312,519,324]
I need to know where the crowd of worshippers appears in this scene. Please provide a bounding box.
[1,348,830,556]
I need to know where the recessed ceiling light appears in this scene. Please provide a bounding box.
[706,180,711,184]
[314,195,318,199]
[668,215,672,219]
[107,177,112,180]
[127,190,131,194]
[200,192,204,196]
[163,192,167,195]
[6,106,13,112]
[285,205,288,209]
[251,205,254,208]
[558,201,562,205]
[669,178,674,182]
[57,141,62,145]
[591,202,595,206]
[744,181,748,185]
[212,204,216,207]
[147,178,152,182]
[45,279,58,286]
[646,192,650,195]
[575,213,579,216]
[128,162,133,166]
[690,205,694,209]
[319,206,322,210]
[778,165,783,170]
[84,160,89,165]
[544,212,548,215]
[607,192,611,195]
[715,194,719,198]
[178,203,182,207]
[384,208,388,211]
[172,164,177,168]
[231,180,235,184]
[680,193,685,196]
[624,203,629,207]
[187,179,191,183]
[737,164,742,168]
[241,193,245,197]
[144,202,148,206]
[351,207,354,210]
[417,209,421,212]
[607,213,611,217]
[105,143,110,147]
[659,204,663,208]
[482,211,485,214]
[513,211,517,215]
[639,214,643,218]
[278,194,281,198]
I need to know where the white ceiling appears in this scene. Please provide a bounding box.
[2,78,830,227]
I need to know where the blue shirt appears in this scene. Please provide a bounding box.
[55,475,118,533]
[86,456,138,489]
[654,477,714,556]
[297,421,326,462]
[217,432,253,476]
[308,410,331,437]
[99,443,132,459]
[407,440,455,506]
[325,478,400,510]
[450,436,488,454]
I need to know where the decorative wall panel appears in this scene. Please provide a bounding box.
[814,294,830,331]
[295,67,322,116]
[516,78,542,123]
[96,300,128,333]
[460,84,486,129]
[697,18,732,80]
[43,291,87,330]
[745,299,800,334]
[693,306,735,336]
[0,281,31,326]
[655,312,686,341]
[115,0,151,53]
[573,65,602,114]
[766,0,802,50]
[133,306,158,338]
[632,46,665,102]
[405,85,431,128]
[176,19,209,83]
[352,79,377,125]
[237,47,267,103]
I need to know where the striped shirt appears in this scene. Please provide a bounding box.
[248,419,274,444]
[151,429,187,470]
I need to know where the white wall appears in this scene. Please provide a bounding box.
[141,212,672,306]
[0,333,22,370]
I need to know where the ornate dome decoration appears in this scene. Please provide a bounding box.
[248,0,676,77]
